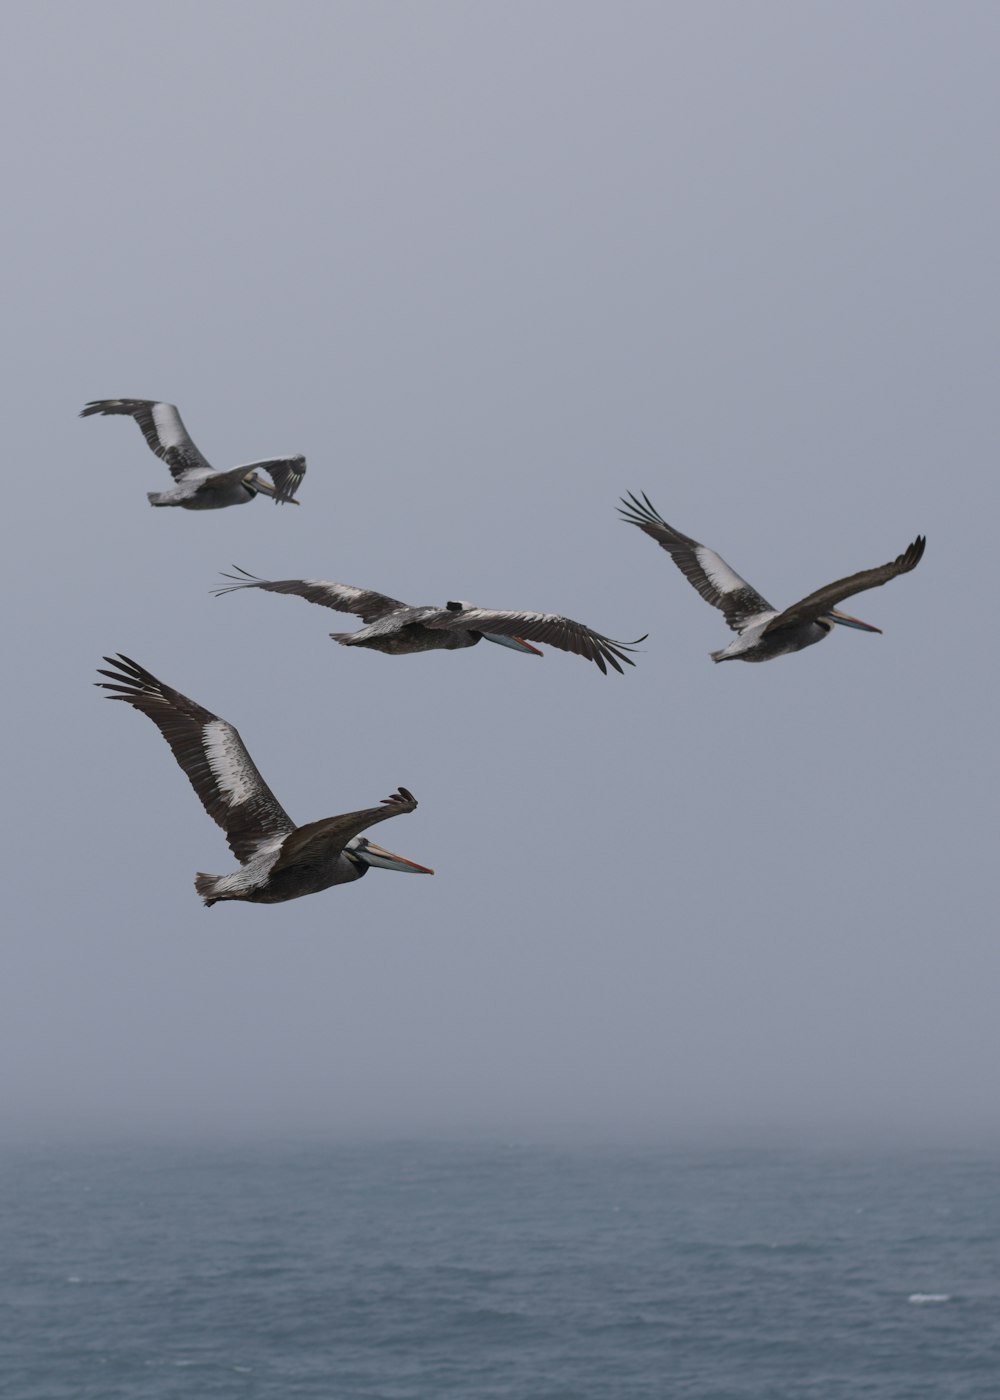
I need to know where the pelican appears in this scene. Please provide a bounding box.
[96,655,432,905]
[619,493,925,663]
[81,399,305,508]
[213,568,644,675]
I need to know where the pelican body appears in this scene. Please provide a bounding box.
[214,569,644,675]
[96,656,431,905]
[341,605,492,656]
[619,493,925,663]
[708,614,850,663]
[81,399,305,508]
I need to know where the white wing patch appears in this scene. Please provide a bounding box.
[151,402,186,450]
[203,720,257,806]
[694,545,751,596]
[310,582,366,605]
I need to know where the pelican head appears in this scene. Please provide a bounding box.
[826,607,882,634]
[346,837,434,875]
[445,600,543,656]
[244,470,270,496]
[243,471,299,504]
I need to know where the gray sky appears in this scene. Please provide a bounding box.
[2,0,997,1143]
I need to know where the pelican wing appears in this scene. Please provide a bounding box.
[763,536,926,633]
[80,399,214,482]
[213,568,406,623]
[234,455,306,503]
[96,654,295,864]
[269,788,418,872]
[426,607,644,675]
[619,492,773,632]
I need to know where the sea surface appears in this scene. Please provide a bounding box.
[2,1138,998,1398]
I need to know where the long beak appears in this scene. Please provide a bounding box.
[828,607,882,634]
[251,477,300,505]
[482,633,544,656]
[362,841,434,874]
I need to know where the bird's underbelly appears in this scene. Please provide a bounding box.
[351,625,476,655]
[716,621,829,662]
[243,861,356,903]
[181,489,253,510]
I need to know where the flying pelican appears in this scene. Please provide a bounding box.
[212,569,644,675]
[96,655,432,905]
[619,493,925,663]
[81,399,305,508]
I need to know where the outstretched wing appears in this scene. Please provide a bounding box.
[95,654,295,864]
[232,455,306,504]
[213,567,406,623]
[426,607,645,675]
[269,788,418,872]
[81,399,214,482]
[763,536,926,633]
[619,492,773,633]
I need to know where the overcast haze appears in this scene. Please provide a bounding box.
[2,1,997,1143]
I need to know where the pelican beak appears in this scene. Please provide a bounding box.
[361,841,434,874]
[482,633,544,656]
[250,476,300,505]
[828,607,882,634]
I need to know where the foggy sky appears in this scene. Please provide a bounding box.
[2,0,998,1143]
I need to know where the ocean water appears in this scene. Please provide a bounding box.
[2,1139,998,1398]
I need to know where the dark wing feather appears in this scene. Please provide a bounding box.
[213,568,406,622]
[426,607,645,675]
[81,399,213,481]
[619,492,773,632]
[269,789,418,872]
[763,536,926,633]
[95,654,294,863]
